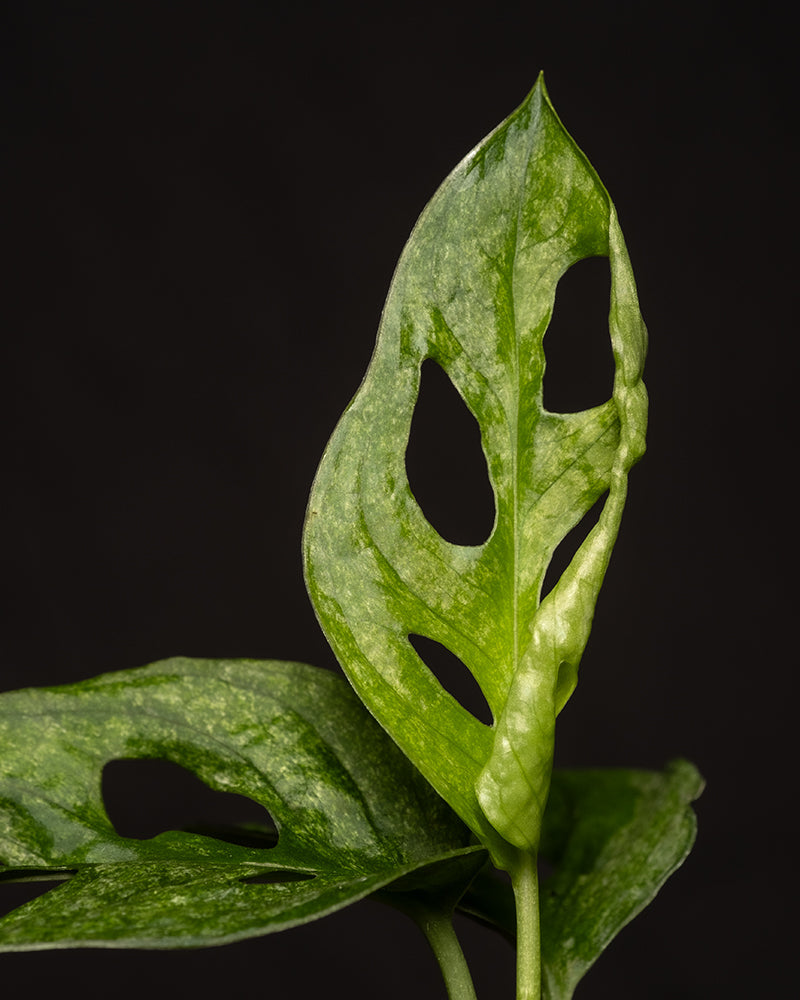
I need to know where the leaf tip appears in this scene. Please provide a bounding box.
[667,757,706,803]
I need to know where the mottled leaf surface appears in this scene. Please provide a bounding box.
[457,762,704,998]
[304,75,648,855]
[0,658,483,950]
[539,761,703,998]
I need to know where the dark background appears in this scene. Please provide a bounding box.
[0,2,792,997]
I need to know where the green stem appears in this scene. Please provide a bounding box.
[415,909,478,1000]
[511,851,541,1000]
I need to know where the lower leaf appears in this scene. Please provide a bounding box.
[0,657,484,950]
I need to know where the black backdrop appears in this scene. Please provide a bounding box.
[1,3,792,997]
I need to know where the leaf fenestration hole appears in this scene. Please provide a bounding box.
[408,633,493,726]
[540,493,608,602]
[0,870,77,918]
[240,870,316,885]
[405,358,495,546]
[102,758,277,848]
[543,257,614,413]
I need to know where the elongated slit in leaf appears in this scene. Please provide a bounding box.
[408,633,493,726]
[239,871,316,885]
[102,759,277,846]
[405,358,495,546]
[543,257,614,414]
[540,492,608,602]
[0,872,76,918]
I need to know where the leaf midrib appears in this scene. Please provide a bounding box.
[508,101,538,719]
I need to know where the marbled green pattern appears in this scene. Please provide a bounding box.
[303,76,648,858]
[460,762,703,998]
[0,658,484,949]
[539,761,703,998]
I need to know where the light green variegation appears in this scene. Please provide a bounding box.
[0,658,483,951]
[303,74,648,860]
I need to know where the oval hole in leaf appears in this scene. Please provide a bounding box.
[240,870,316,885]
[541,493,608,601]
[543,256,614,413]
[405,358,495,546]
[102,759,277,848]
[408,633,493,726]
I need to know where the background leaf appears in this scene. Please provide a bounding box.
[540,761,703,998]
[0,658,484,950]
[303,75,648,854]
[457,761,704,998]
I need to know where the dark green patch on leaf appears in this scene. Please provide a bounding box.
[0,658,484,950]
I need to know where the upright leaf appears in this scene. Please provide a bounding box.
[303,75,648,857]
[0,658,483,950]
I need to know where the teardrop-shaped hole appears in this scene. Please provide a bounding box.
[408,633,493,726]
[0,870,77,918]
[543,257,614,413]
[240,870,316,885]
[102,758,276,847]
[540,493,607,601]
[405,359,495,545]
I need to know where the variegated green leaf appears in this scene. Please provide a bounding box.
[0,658,483,950]
[303,75,647,858]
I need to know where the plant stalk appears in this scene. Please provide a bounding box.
[511,851,541,1000]
[416,909,478,1000]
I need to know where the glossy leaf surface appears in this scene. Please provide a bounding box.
[458,761,704,998]
[0,658,483,950]
[304,75,648,855]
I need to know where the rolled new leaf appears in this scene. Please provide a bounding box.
[304,75,647,858]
